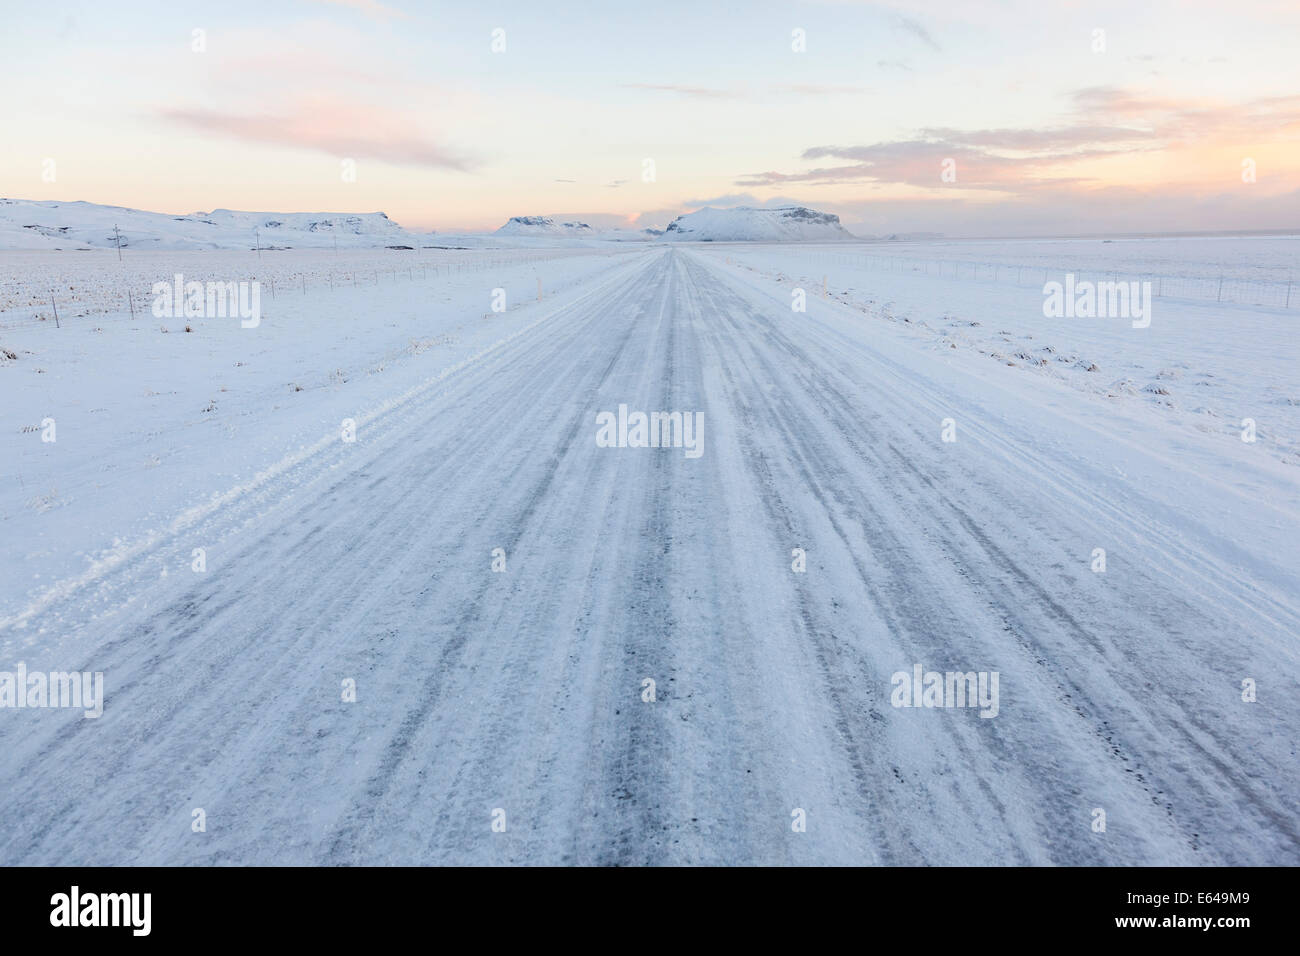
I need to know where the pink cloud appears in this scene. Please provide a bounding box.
[160,100,473,171]
[737,88,1300,192]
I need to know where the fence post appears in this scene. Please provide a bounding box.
[1287,281,1293,309]
[1216,277,1223,302]
[51,294,59,328]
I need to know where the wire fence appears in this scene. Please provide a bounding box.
[0,248,628,332]
[809,252,1299,310]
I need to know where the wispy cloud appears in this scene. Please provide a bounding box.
[739,140,1111,189]
[160,100,473,171]
[624,82,869,99]
[893,15,940,51]
[1069,86,1300,139]
[775,84,870,96]
[834,186,1300,238]
[912,125,1152,152]
[621,83,741,99]
[736,88,1300,192]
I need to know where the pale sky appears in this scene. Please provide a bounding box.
[3,0,1298,235]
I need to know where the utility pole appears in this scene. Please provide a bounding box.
[113,224,122,261]
[255,228,261,259]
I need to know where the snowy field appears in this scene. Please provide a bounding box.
[0,239,1297,865]
[697,237,1300,470]
[810,234,1300,282]
[0,246,609,329]
[0,247,644,615]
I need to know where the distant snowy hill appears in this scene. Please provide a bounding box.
[494,216,597,238]
[600,227,664,242]
[663,205,854,241]
[0,199,669,251]
[0,198,419,250]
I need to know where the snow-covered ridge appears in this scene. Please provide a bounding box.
[0,198,421,251]
[1,199,673,250]
[663,205,855,242]
[495,216,595,237]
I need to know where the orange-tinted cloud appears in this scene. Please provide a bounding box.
[737,88,1300,196]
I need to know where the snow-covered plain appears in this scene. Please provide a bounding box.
[826,233,1300,282]
[0,246,614,329]
[696,238,1300,469]
[0,238,1297,865]
[0,247,644,615]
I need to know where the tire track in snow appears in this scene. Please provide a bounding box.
[681,250,1300,864]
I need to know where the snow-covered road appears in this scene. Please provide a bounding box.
[1,247,1297,865]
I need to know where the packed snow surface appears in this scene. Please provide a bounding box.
[0,238,1297,865]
